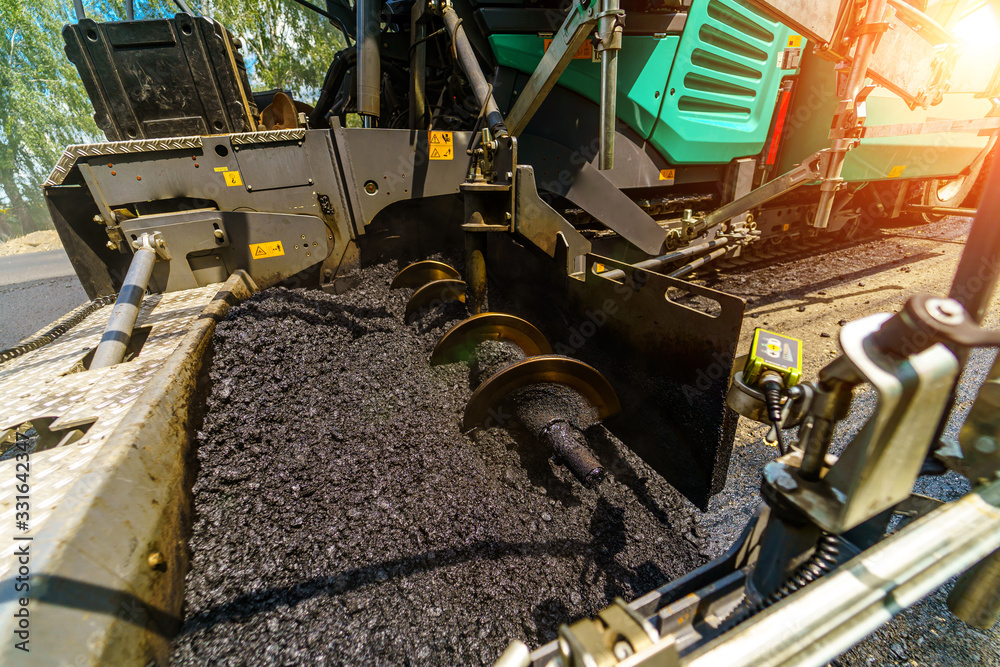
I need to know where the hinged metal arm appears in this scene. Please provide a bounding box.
[504,0,601,137]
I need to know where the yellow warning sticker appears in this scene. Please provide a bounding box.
[214,166,229,172]
[658,169,676,184]
[787,35,803,48]
[888,165,907,178]
[249,241,285,259]
[224,170,243,186]
[429,131,454,160]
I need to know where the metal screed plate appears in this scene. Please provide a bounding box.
[0,285,220,555]
[0,278,251,666]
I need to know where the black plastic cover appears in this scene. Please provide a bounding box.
[63,14,258,141]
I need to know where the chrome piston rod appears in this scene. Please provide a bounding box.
[90,233,158,370]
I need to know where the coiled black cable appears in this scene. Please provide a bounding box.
[761,375,788,455]
[721,532,840,629]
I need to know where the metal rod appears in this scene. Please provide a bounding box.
[668,246,729,279]
[90,237,157,370]
[597,0,622,170]
[409,1,430,130]
[290,0,348,28]
[125,0,134,20]
[356,0,381,123]
[598,238,729,282]
[440,4,508,138]
[73,0,86,21]
[949,141,1000,324]
[503,0,598,137]
[173,0,194,15]
[464,229,487,315]
[885,0,956,44]
[905,205,978,217]
[813,0,889,229]
[681,478,1000,667]
[599,49,617,170]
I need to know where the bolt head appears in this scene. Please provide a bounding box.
[93,214,103,223]
[214,229,224,239]
[975,436,999,455]
[773,470,798,492]
[147,552,166,570]
[106,241,116,250]
[926,297,965,326]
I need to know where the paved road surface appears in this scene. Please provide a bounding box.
[0,250,87,349]
[0,249,75,286]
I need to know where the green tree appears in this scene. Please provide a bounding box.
[195,0,347,102]
[0,0,347,239]
[0,0,96,237]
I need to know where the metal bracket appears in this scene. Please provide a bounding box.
[765,313,960,533]
[512,166,591,277]
[134,231,172,261]
[557,598,676,667]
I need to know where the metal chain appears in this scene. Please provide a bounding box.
[0,294,117,365]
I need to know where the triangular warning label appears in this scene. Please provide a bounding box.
[431,148,441,158]
[254,246,267,256]
[430,134,441,144]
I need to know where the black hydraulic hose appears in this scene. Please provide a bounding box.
[439,5,508,138]
[761,376,787,456]
[309,47,356,128]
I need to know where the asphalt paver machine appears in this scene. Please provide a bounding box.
[2,0,1000,664]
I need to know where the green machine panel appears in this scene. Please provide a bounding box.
[491,0,792,165]
[776,49,992,182]
[652,0,792,163]
[491,34,679,141]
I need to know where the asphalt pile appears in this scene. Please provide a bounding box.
[171,261,707,666]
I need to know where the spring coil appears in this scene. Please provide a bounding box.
[721,532,840,629]
[0,294,117,365]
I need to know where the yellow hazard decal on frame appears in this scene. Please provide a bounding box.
[787,35,803,48]
[250,241,285,259]
[429,131,453,160]
[223,170,243,186]
[888,165,907,178]
[658,169,675,184]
